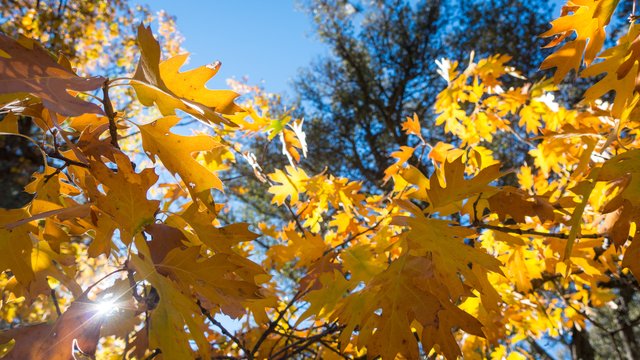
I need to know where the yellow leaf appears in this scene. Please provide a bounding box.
[622,234,640,280]
[581,24,640,117]
[0,208,34,285]
[506,245,544,292]
[138,116,223,193]
[427,155,503,213]
[401,113,423,141]
[159,53,243,115]
[91,152,159,243]
[178,202,259,253]
[158,246,263,318]
[0,112,18,133]
[130,237,210,359]
[540,0,620,82]
[267,166,309,205]
[337,255,486,360]
[267,230,328,269]
[383,146,414,182]
[132,24,240,125]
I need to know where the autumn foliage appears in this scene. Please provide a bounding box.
[1,1,640,359]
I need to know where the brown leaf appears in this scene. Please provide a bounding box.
[0,298,104,359]
[623,231,640,282]
[0,34,104,116]
[601,200,639,248]
[145,223,187,264]
[488,188,555,224]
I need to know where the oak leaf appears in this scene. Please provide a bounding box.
[132,24,241,125]
[0,208,35,285]
[168,202,258,254]
[622,232,640,280]
[268,165,309,205]
[91,151,159,243]
[597,149,640,208]
[427,155,503,213]
[138,116,224,193]
[157,246,263,318]
[267,230,328,269]
[401,113,424,141]
[488,188,556,223]
[0,33,104,116]
[337,255,486,359]
[383,146,414,183]
[0,298,104,360]
[506,245,545,293]
[540,0,620,82]
[129,237,211,359]
[581,24,640,117]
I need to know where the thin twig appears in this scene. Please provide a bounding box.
[471,192,482,224]
[473,223,608,240]
[121,332,130,360]
[284,202,306,234]
[50,289,62,317]
[46,150,89,168]
[271,323,343,360]
[253,237,270,250]
[43,164,64,184]
[126,265,144,303]
[197,300,249,357]
[325,217,385,255]
[250,291,305,357]
[102,80,120,150]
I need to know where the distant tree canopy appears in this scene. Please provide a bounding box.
[293,0,553,188]
[228,0,560,222]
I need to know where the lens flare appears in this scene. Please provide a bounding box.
[94,296,118,317]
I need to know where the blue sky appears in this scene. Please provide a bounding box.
[140,0,326,95]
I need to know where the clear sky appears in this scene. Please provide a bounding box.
[139,0,327,96]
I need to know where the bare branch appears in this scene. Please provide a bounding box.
[197,300,249,358]
[102,80,120,150]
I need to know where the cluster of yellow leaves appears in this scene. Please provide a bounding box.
[434,54,561,145]
[249,2,640,356]
[226,82,308,167]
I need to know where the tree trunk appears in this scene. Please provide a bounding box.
[571,326,596,360]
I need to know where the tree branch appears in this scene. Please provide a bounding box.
[271,323,343,360]
[250,291,305,358]
[102,80,120,150]
[324,216,385,255]
[197,300,249,358]
[473,223,608,241]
